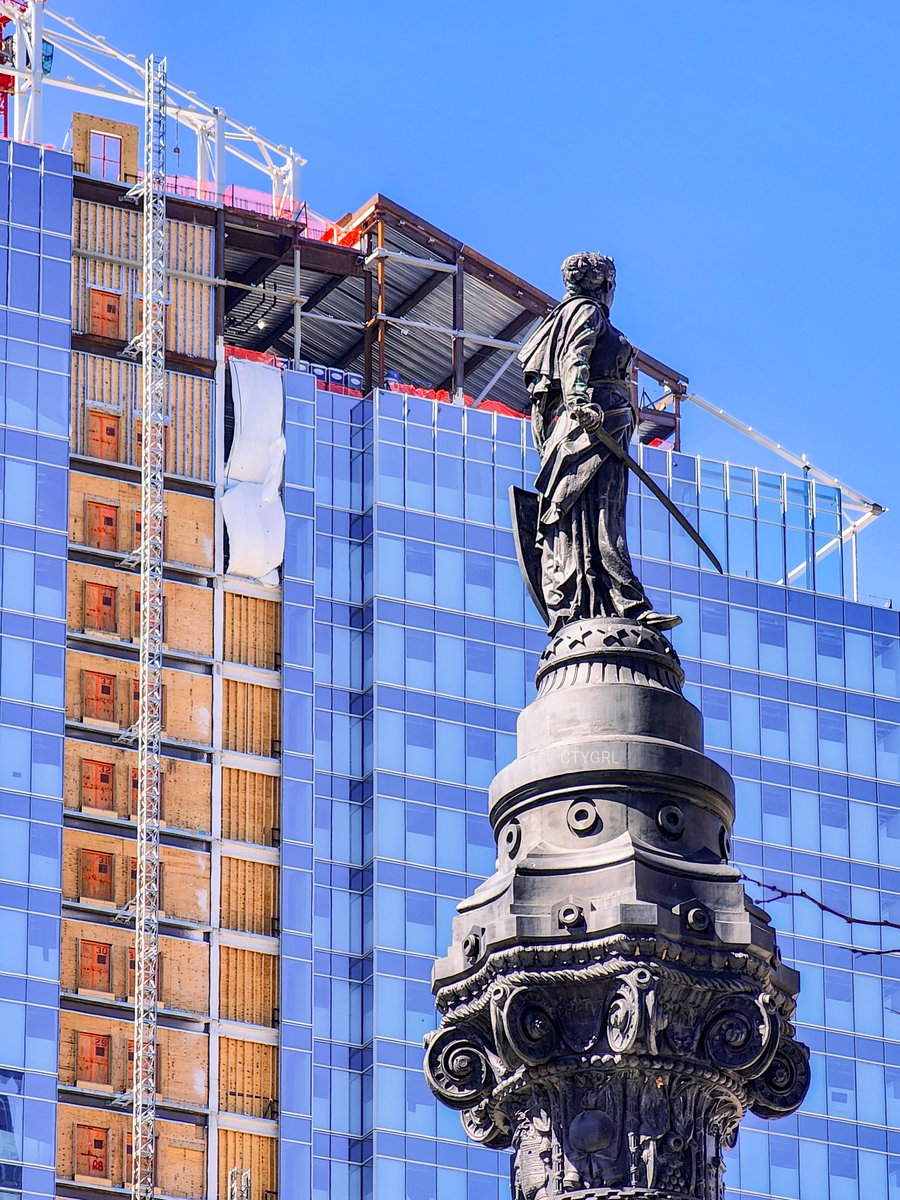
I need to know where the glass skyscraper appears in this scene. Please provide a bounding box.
[277,378,900,1200]
[0,140,73,1200]
[0,100,895,1200]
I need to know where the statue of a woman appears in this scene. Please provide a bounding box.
[516,253,679,635]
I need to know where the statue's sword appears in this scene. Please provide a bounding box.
[588,420,724,574]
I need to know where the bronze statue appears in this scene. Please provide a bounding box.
[428,252,808,1200]
[514,252,681,635]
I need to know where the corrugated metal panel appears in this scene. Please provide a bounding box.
[230,253,535,410]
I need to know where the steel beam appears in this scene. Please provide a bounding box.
[334,268,447,370]
[251,273,348,354]
[224,236,293,314]
[437,309,536,392]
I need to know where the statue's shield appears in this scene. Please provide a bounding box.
[509,485,549,626]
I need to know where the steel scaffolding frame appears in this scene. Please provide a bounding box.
[228,1167,252,1200]
[0,0,304,212]
[681,391,884,600]
[130,52,166,1200]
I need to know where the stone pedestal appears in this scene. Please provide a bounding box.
[426,619,809,1200]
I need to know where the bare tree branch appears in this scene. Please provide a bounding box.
[739,871,900,957]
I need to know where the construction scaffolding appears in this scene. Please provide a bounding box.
[228,1166,252,1200]
[131,52,166,1200]
[680,391,884,601]
[0,0,304,213]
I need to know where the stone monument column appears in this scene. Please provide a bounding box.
[425,255,809,1200]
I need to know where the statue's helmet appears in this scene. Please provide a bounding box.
[561,252,616,295]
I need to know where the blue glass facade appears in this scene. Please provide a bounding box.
[281,378,900,1200]
[279,368,317,1197]
[0,141,72,1200]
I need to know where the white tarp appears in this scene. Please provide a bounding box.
[226,358,285,484]
[222,359,286,585]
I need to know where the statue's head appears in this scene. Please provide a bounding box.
[561,253,616,305]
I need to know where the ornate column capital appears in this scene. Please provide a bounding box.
[427,621,809,1200]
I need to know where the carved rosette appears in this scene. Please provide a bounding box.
[426,936,809,1200]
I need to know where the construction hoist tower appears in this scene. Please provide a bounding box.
[131,52,167,1200]
[228,1167,252,1200]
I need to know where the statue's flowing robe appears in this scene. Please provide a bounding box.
[517,296,651,631]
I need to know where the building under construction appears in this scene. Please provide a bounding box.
[0,7,896,1200]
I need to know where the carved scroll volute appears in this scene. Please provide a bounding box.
[461,1102,512,1150]
[748,1035,811,1119]
[606,967,654,1054]
[423,1026,494,1111]
[701,993,775,1075]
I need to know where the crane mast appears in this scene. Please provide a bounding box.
[131,52,167,1200]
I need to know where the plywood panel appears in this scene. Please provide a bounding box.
[71,115,139,181]
[221,857,278,936]
[219,946,278,1027]
[58,1102,207,1194]
[223,593,281,671]
[66,649,212,746]
[76,1029,112,1086]
[70,471,214,570]
[72,352,213,481]
[68,561,213,658]
[156,843,210,925]
[63,828,210,924]
[61,919,208,1015]
[222,679,281,758]
[84,497,119,551]
[85,407,121,460]
[164,1136,207,1199]
[73,196,215,363]
[80,667,116,724]
[222,769,279,846]
[218,1129,277,1200]
[72,352,130,459]
[73,258,132,341]
[165,217,215,360]
[59,1012,208,1105]
[58,1106,122,1184]
[65,741,211,834]
[83,580,118,634]
[75,1120,109,1181]
[219,1038,277,1119]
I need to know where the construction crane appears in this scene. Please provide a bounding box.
[131,52,167,1200]
[0,0,49,141]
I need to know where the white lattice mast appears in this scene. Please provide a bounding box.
[228,1167,252,1200]
[131,52,166,1200]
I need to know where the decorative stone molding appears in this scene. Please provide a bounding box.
[427,934,809,1199]
[428,622,809,1199]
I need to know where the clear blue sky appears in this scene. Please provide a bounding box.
[60,0,900,604]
